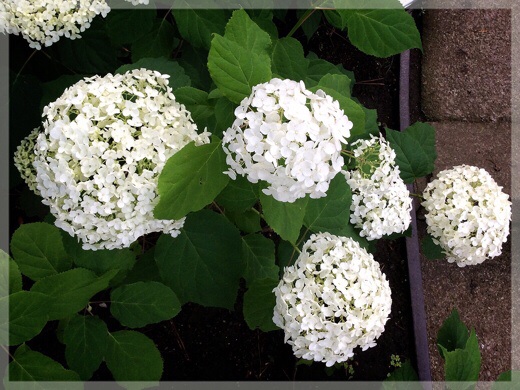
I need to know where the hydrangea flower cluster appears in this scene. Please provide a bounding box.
[14,127,41,196]
[273,232,392,366]
[0,0,111,49]
[222,78,353,203]
[31,68,210,250]
[422,165,511,267]
[343,134,412,240]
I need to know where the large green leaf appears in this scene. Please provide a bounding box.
[0,250,21,296]
[63,315,108,380]
[227,209,261,234]
[441,329,481,386]
[155,209,244,309]
[110,281,181,328]
[154,140,229,220]
[7,345,80,383]
[305,57,347,88]
[174,87,215,131]
[260,193,308,244]
[304,174,352,236]
[10,222,71,281]
[383,361,421,389]
[123,248,162,284]
[30,268,117,320]
[116,57,190,91]
[178,45,212,91]
[3,291,48,346]
[328,0,422,58]
[386,122,437,183]
[105,330,163,381]
[131,20,178,63]
[271,37,309,80]
[216,175,259,212]
[208,9,272,104]
[317,74,352,98]
[243,278,279,332]
[422,234,445,260]
[105,9,156,45]
[173,7,230,50]
[241,234,279,285]
[40,75,85,111]
[62,232,136,285]
[437,309,470,358]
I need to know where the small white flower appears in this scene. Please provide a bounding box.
[273,232,392,366]
[0,0,111,49]
[422,165,511,267]
[13,127,41,195]
[344,134,412,240]
[222,78,353,203]
[32,68,210,250]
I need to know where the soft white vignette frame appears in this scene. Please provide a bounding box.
[0,0,517,388]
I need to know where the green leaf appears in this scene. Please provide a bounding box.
[363,106,380,136]
[105,9,156,45]
[10,222,71,281]
[214,96,236,133]
[386,122,437,183]
[260,193,308,244]
[227,209,261,234]
[173,7,230,50]
[154,140,229,220]
[441,329,481,386]
[63,315,108,380]
[178,45,212,91]
[243,278,279,332]
[174,87,215,131]
[216,175,259,212]
[155,209,244,309]
[437,309,470,358]
[422,234,445,260]
[30,268,117,320]
[345,6,422,58]
[123,248,162,284]
[54,18,120,74]
[317,73,352,98]
[493,371,520,390]
[305,58,347,88]
[208,35,272,104]
[271,37,309,80]
[383,361,421,389]
[297,9,322,42]
[8,346,80,383]
[0,250,21,295]
[116,57,190,91]
[62,232,136,285]
[241,234,279,285]
[131,20,178,63]
[304,174,352,236]
[110,281,181,328]
[208,9,272,104]
[105,330,163,381]
[4,291,48,346]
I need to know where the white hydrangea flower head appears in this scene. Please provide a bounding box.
[273,232,392,366]
[422,165,511,267]
[343,134,412,240]
[0,0,111,50]
[33,68,210,250]
[222,78,353,203]
[14,127,41,196]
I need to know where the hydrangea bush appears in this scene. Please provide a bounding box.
[5,2,511,383]
[422,165,511,267]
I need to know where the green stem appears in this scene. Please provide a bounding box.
[410,192,425,200]
[287,8,317,38]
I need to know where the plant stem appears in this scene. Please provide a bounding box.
[410,192,425,200]
[287,8,317,38]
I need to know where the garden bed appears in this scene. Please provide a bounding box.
[6,5,430,383]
